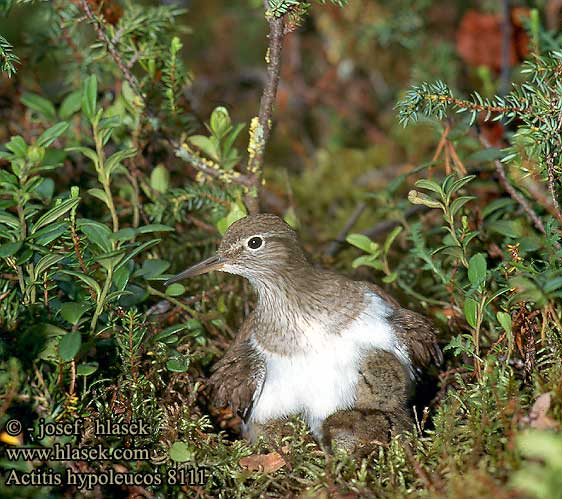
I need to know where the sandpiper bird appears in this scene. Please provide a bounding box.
[166,214,442,452]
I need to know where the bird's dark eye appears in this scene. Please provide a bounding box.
[247,236,263,249]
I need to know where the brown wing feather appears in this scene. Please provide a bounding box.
[391,308,443,369]
[366,283,442,369]
[208,314,265,420]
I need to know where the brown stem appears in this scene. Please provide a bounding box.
[546,155,562,221]
[523,174,562,225]
[78,0,140,94]
[362,205,429,239]
[69,359,76,397]
[479,134,548,236]
[324,202,367,257]
[495,159,548,234]
[244,4,286,214]
[435,95,519,116]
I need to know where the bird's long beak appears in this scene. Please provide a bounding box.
[164,254,224,286]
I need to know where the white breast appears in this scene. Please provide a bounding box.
[249,292,410,437]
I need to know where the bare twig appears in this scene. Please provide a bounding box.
[244,2,286,214]
[546,155,562,221]
[479,134,548,236]
[362,205,429,239]
[324,202,367,257]
[78,0,140,93]
[523,174,562,225]
[323,204,428,258]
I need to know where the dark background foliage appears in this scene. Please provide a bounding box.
[0,0,561,497]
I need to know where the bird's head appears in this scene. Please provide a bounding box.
[165,214,307,286]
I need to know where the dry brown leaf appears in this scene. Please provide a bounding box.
[521,392,560,430]
[239,452,286,473]
[456,10,530,72]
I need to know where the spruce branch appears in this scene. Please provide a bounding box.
[397,80,527,127]
[398,52,562,225]
[244,1,287,214]
[0,35,19,78]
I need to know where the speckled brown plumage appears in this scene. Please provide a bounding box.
[208,314,264,420]
[321,350,413,454]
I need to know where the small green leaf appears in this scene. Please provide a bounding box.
[351,255,379,269]
[496,311,512,335]
[464,298,479,328]
[119,284,148,307]
[36,122,69,148]
[34,178,55,200]
[113,239,160,272]
[0,241,22,257]
[76,362,98,376]
[21,93,56,121]
[166,357,190,373]
[78,219,112,252]
[66,146,98,166]
[382,272,399,283]
[166,283,185,296]
[414,178,442,195]
[468,253,487,288]
[0,211,20,229]
[137,224,174,234]
[32,197,81,233]
[482,198,515,219]
[62,270,102,298]
[210,106,232,138]
[217,202,247,235]
[109,228,136,241]
[105,148,137,177]
[150,165,170,194]
[60,302,90,325]
[450,196,475,217]
[27,145,45,163]
[487,220,523,238]
[112,265,131,291]
[5,136,28,157]
[346,233,376,253]
[283,207,299,229]
[509,276,546,306]
[32,222,67,246]
[58,332,82,362]
[383,226,403,255]
[88,188,110,206]
[138,259,170,279]
[34,253,66,278]
[59,90,82,120]
[169,441,191,462]
[82,75,98,122]
[449,175,476,194]
[153,324,189,342]
[466,148,504,163]
[188,135,219,160]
